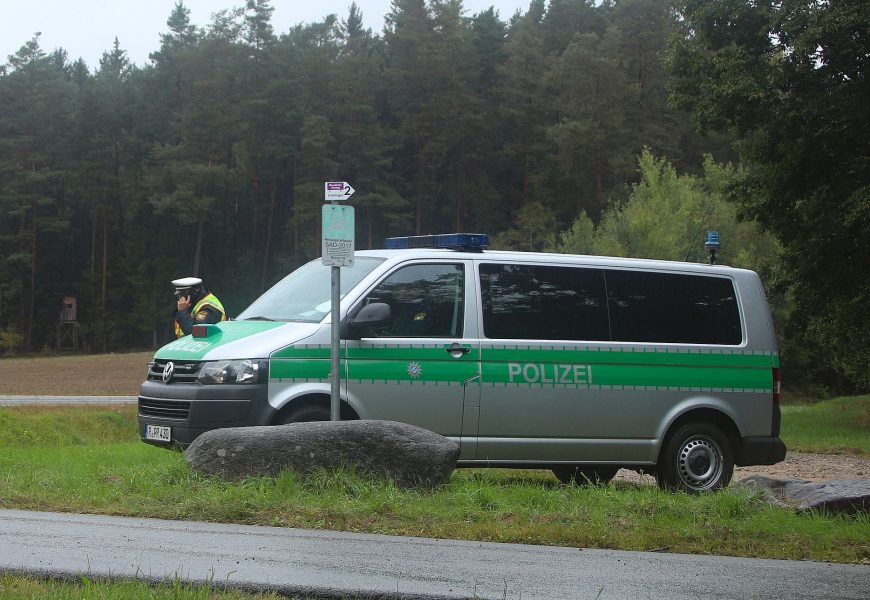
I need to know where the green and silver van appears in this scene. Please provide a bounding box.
[139,234,786,492]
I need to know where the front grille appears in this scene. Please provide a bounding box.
[139,397,191,419]
[147,359,201,384]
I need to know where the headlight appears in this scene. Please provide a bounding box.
[198,360,268,384]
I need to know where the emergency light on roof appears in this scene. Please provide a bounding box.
[704,230,720,251]
[384,233,488,252]
[704,230,720,265]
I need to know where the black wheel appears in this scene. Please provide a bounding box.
[656,422,734,493]
[273,404,330,425]
[552,465,619,485]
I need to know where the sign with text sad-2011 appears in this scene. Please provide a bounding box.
[322,204,355,267]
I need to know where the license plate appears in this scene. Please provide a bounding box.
[145,425,171,442]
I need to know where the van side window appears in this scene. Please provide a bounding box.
[605,270,742,345]
[364,263,465,337]
[480,264,609,341]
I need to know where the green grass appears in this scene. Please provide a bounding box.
[0,573,287,599]
[0,403,868,564]
[781,395,870,454]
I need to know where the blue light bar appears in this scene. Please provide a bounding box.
[704,230,720,250]
[384,233,489,252]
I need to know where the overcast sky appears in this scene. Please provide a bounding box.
[3,0,530,70]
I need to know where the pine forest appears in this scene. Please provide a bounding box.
[0,0,867,393]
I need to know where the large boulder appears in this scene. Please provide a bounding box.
[737,476,870,514]
[185,420,459,488]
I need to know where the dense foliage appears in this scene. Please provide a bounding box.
[0,0,720,350]
[667,0,870,390]
[0,1,865,392]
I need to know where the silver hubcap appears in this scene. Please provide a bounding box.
[677,436,722,491]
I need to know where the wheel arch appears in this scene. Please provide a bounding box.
[658,406,740,464]
[270,393,360,424]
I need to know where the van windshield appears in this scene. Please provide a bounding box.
[236,258,384,322]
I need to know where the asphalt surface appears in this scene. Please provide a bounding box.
[0,395,136,405]
[1,509,867,599]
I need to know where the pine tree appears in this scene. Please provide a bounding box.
[0,36,76,350]
[497,1,553,212]
[334,3,407,248]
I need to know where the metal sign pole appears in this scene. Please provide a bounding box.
[330,256,340,421]
[322,182,355,422]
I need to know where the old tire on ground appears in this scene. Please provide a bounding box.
[552,466,619,485]
[656,422,734,493]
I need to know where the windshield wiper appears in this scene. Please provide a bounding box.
[243,315,276,321]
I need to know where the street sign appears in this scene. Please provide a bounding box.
[324,181,355,201]
[321,198,355,422]
[322,204,355,267]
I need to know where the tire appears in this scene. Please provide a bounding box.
[273,404,330,425]
[552,465,619,485]
[656,422,734,493]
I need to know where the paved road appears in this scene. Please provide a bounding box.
[1,509,867,599]
[0,395,136,405]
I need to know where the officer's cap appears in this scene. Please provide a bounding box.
[172,277,203,291]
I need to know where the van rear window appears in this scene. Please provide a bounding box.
[605,270,742,345]
[480,264,742,345]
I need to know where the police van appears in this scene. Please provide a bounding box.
[139,233,786,492]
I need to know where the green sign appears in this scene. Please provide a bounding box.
[322,204,355,267]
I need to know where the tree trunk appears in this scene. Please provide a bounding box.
[114,136,124,241]
[594,153,603,216]
[292,156,299,265]
[25,199,37,352]
[101,211,108,353]
[415,197,423,235]
[90,208,97,285]
[522,87,534,207]
[193,218,203,276]
[415,137,425,235]
[260,176,277,292]
[250,173,260,288]
[283,156,297,262]
[456,140,466,231]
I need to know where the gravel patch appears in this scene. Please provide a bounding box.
[613,451,870,485]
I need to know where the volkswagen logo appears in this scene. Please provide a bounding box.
[162,361,175,383]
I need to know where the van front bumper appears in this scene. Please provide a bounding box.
[736,436,787,466]
[138,380,273,447]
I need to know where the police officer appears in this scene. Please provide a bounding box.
[172,277,227,338]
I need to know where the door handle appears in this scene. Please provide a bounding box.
[446,343,471,357]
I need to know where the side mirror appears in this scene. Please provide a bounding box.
[341,302,392,340]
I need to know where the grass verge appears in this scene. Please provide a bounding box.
[781,395,870,454]
[0,403,868,564]
[0,573,286,600]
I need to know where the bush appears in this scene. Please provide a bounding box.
[0,328,23,355]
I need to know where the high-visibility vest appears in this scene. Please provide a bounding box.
[174,292,227,338]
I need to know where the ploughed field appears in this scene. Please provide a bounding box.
[0,352,153,396]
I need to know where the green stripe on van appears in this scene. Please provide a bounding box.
[481,347,776,368]
[268,343,776,393]
[481,346,774,391]
[347,345,464,360]
[271,357,331,379]
[272,344,331,359]
[481,363,771,390]
[348,359,478,383]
